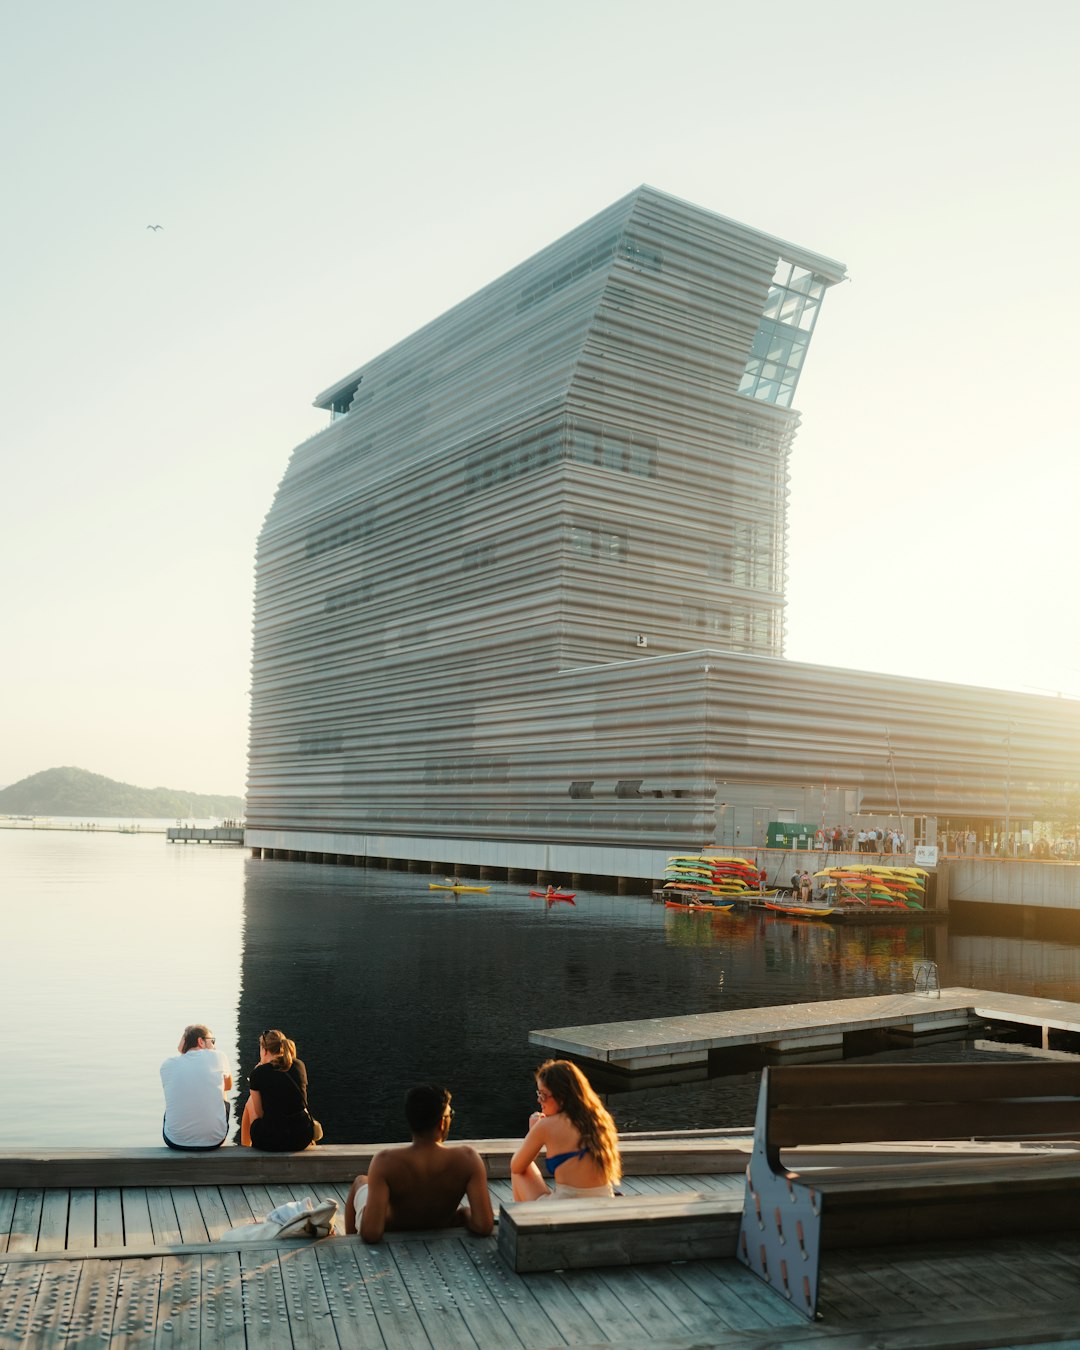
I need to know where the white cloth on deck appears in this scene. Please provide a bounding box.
[220,1197,338,1241]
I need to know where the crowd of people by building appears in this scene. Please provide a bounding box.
[935,831,1077,857]
[813,826,907,853]
[159,1025,621,1242]
[806,825,1074,857]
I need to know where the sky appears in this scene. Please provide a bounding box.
[3,1,1078,798]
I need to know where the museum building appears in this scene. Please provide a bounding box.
[244,186,1080,876]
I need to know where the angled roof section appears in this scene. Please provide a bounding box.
[565,186,846,418]
[633,185,845,284]
[309,191,642,456]
[311,187,845,435]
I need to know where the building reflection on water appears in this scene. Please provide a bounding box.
[235,858,1078,1145]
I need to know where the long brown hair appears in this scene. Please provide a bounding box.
[260,1028,296,1070]
[536,1059,621,1184]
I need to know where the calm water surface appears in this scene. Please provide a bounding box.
[4,827,1079,1147]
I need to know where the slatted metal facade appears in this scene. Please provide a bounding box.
[247,187,1080,853]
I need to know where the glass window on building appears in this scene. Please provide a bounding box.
[567,520,628,561]
[706,545,731,581]
[739,259,828,409]
[732,521,773,591]
[681,603,728,638]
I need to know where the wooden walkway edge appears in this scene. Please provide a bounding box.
[0,1136,750,1190]
[5,1232,1080,1348]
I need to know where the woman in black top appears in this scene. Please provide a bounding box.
[240,1028,316,1151]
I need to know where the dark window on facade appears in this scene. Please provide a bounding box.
[305,510,372,559]
[464,418,567,494]
[325,582,370,613]
[518,233,621,311]
[463,540,499,571]
[298,733,343,755]
[568,419,658,479]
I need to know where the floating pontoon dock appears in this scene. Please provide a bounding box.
[530,987,1080,1073]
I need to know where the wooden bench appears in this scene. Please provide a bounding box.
[498,1190,743,1272]
[738,1061,1080,1321]
[0,1135,749,1189]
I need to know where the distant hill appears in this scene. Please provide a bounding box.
[0,767,244,819]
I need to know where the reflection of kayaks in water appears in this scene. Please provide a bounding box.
[764,900,840,919]
[529,890,576,901]
[665,899,735,913]
[429,883,490,893]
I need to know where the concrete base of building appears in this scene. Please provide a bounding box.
[243,830,923,895]
[245,828,664,892]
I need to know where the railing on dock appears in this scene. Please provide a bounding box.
[166,827,244,845]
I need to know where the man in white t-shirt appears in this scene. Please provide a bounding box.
[160,1024,233,1150]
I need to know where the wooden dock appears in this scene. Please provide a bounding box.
[655,892,947,923]
[530,987,1080,1072]
[5,1156,1080,1347]
[166,826,245,845]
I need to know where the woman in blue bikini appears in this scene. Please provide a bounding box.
[510,1059,621,1200]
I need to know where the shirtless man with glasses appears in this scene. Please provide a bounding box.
[345,1085,494,1242]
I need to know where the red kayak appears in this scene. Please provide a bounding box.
[530,889,576,901]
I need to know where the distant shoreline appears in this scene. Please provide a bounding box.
[0,820,167,834]
[0,816,232,835]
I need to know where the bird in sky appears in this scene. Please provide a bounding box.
[146,224,163,231]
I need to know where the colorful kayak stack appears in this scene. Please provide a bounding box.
[663,855,765,899]
[813,864,928,908]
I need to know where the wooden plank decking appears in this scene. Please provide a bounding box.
[0,1174,745,1256]
[530,987,1080,1072]
[5,1226,1080,1347]
[4,1164,1080,1346]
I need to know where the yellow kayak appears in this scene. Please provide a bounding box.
[765,899,841,919]
[429,883,490,893]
